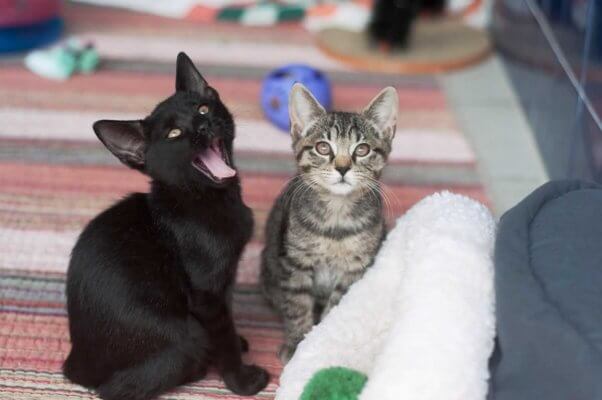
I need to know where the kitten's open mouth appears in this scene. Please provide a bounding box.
[191,138,236,183]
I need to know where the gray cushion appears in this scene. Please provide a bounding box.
[489,180,602,400]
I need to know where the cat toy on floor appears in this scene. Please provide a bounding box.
[25,38,99,80]
[369,0,447,49]
[260,64,332,131]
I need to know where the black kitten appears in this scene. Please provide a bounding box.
[63,52,269,400]
[369,0,447,49]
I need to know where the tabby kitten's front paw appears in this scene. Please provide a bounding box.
[278,343,297,364]
[223,364,269,396]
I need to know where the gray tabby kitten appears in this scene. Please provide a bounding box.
[260,83,399,362]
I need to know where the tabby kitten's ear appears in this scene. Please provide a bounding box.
[175,52,209,94]
[289,83,326,139]
[94,120,147,171]
[363,86,399,140]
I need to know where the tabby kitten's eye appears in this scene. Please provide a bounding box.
[198,104,209,115]
[354,144,370,157]
[167,128,182,139]
[315,141,332,156]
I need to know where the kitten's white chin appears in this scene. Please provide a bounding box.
[328,182,355,195]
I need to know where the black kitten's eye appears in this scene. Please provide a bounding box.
[167,128,182,139]
[198,104,209,115]
[315,141,331,156]
[354,144,370,157]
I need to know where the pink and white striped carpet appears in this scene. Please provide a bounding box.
[0,3,488,399]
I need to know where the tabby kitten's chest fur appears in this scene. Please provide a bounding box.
[260,83,398,363]
[286,187,386,298]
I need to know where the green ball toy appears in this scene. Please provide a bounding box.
[300,367,368,400]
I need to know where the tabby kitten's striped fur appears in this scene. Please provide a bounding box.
[260,83,398,363]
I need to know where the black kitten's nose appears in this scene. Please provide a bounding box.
[197,119,209,133]
[336,166,350,177]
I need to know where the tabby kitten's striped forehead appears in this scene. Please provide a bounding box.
[288,83,398,195]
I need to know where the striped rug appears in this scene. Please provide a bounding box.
[0,3,488,399]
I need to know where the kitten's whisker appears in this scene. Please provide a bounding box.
[361,185,381,210]
[285,173,308,200]
[356,173,396,221]
[365,181,393,221]
[375,180,401,209]
[285,173,320,205]
[284,178,309,205]
[357,172,400,209]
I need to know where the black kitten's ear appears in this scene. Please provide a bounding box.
[93,120,147,170]
[175,52,208,94]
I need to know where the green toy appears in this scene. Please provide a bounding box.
[300,367,368,400]
[77,45,100,74]
[24,38,99,80]
[218,2,305,26]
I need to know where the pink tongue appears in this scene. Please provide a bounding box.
[199,147,236,179]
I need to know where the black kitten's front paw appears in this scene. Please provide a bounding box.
[239,335,249,353]
[223,365,269,396]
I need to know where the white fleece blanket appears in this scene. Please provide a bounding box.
[276,191,496,400]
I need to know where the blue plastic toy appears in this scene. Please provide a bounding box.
[261,64,332,131]
[0,17,63,54]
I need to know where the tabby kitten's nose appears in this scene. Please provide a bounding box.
[336,165,350,177]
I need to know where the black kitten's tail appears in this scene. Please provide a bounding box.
[96,346,206,400]
[63,349,109,389]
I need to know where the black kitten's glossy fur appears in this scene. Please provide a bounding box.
[63,53,269,400]
[369,0,447,48]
